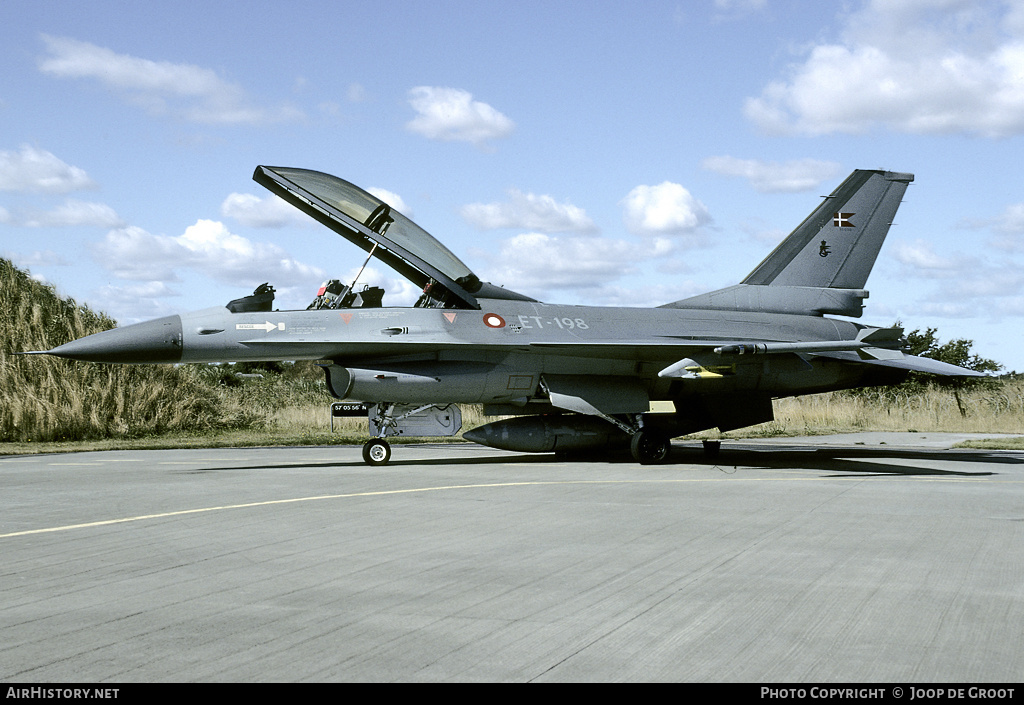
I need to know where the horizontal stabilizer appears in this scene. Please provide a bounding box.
[814,351,986,377]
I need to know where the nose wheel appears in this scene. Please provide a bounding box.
[362,438,392,466]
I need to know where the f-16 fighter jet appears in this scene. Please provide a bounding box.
[33,166,982,464]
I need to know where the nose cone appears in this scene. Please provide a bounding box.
[40,315,183,363]
[461,426,489,446]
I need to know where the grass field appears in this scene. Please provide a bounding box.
[766,381,1024,436]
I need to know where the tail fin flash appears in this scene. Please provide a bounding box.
[743,169,913,289]
[663,169,913,317]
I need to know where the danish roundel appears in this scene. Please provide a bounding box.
[483,313,506,328]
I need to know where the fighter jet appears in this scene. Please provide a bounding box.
[32,166,982,464]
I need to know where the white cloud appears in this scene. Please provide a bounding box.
[473,230,703,304]
[365,188,411,216]
[955,201,1024,253]
[713,0,767,21]
[20,200,124,228]
[177,219,323,285]
[701,157,841,193]
[621,182,711,237]
[91,226,185,281]
[984,203,1024,250]
[406,86,514,147]
[958,201,1024,252]
[579,281,708,308]
[98,280,179,302]
[1,249,70,268]
[221,193,306,228]
[89,282,181,325]
[951,265,1024,298]
[892,239,965,274]
[39,35,304,125]
[912,301,978,319]
[347,83,368,103]
[745,2,1024,137]
[994,203,1024,232]
[461,189,596,233]
[479,232,640,294]
[0,145,96,193]
[890,237,1024,315]
[991,233,1024,253]
[92,220,324,289]
[462,186,720,303]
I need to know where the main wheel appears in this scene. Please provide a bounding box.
[362,438,392,466]
[630,430,670,465]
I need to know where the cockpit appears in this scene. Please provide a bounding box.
[242,165,535,312]
[307,280,384,310]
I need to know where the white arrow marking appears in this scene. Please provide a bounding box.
[235,321,285,332]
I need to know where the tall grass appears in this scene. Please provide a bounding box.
[767,381,1024,436]
[0,259,256,442]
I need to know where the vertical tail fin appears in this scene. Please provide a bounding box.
[663,169,913,317]
[742,169,913,289]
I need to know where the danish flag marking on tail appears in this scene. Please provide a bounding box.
[833,212,855,227]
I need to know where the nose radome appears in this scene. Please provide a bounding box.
[41,315,183,363]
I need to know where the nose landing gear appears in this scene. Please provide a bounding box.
[355,402,463,466]
[362,438,392,466]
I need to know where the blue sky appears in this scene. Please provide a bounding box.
[2,0,1024,371]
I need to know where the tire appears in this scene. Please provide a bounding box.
[630,430,670,465]
[362,438,392,466]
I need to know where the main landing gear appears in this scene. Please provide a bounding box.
[629,432,721,464]
[630,429,671,465]
[589,413,674,465]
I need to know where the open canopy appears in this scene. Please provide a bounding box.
[254,166,532,309]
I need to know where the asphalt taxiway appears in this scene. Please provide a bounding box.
[2,434,1022,682]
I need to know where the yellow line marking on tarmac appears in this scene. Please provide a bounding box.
[0,474,1006,540]
[0,480,625,539]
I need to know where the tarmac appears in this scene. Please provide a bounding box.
[2,433,1022,682]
